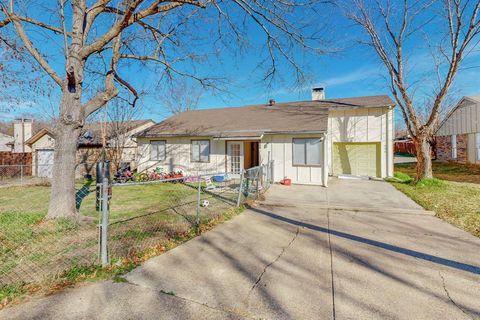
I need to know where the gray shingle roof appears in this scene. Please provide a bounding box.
[139,95,394,138]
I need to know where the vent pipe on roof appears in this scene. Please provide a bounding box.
[312,87,325,100]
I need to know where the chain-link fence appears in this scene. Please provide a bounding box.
[0,161,274,289]
[0,164,45,187]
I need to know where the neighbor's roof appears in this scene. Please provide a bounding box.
[25,128,54,146]
[465,96,480,103]
[139,95,394,138]
[26,119,155,147]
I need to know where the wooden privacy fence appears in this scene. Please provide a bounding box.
[394,141,416,156]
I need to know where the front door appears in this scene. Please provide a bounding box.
[227,141,244,176]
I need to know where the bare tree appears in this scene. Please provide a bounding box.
[161,79,202,115]
[104,99,144,172]
[0,0,324,219]
[341,0,480,180]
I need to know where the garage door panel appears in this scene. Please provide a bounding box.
[333,143,380,178]
[37,150,54,178]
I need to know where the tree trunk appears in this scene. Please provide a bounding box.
[46,91,83,219]
[414,135,433,181]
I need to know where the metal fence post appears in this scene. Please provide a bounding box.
[236,170,245,207]
[20,165,23,185]
[256,167,260,198]
[196,177,201,226]
[100,177,109,266]
[270,161,273,184]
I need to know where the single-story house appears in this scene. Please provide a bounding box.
[26,119,155,178]
[435,96,480,164]
[136,89,395,186]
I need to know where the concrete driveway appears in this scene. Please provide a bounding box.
[2,179,480,319]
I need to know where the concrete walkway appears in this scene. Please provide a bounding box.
[2,180,480,319]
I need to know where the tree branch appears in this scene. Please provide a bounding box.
[80,0,206,59]
[83,34,121,116]
[0,6,63,86]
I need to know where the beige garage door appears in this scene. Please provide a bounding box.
[333,142,381,178]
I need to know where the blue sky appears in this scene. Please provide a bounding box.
[2,1,480,130]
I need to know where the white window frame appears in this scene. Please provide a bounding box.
[451,135,457,159]
[150,140,166,161]
[292,138,322,166]
[191,140,210,163]
[476,133,480,161]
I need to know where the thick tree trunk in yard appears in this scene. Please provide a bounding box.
[414,135,433,181]
[47,121,81,219]
[46,70,84,219]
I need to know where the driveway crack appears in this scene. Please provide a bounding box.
[439,272,474,320]
[121,279,254,319]
[246,227,299,298]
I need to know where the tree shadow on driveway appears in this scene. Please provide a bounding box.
[250,207,480,275]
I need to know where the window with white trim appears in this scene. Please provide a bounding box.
[451,135,457,159]
[293,138,321,165]
[150,140,166,160]
[476,133,480,161]
[191,140,210,162]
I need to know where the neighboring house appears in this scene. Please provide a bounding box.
[435,96,480,164]
[0,118,34,153]
[136,89,395,186]
[26,120,155,178]
[0,132,13,152]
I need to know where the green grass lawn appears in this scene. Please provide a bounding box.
[395,160,480,184]
[389,173,480,238]
[0,180,237,292]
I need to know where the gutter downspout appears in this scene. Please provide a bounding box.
[386,106,393,177]
[322,133,328,187]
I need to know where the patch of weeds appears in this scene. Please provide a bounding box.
[112,275,128,283]
[0,282,28,303]
[394,172,413,183]
[416,178,445,188]
[61,265,103,283]
[56,217,80,232]
[385,172,413,183]
[160,290,176,296]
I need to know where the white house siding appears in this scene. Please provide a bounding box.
[30,134,55,176]
[327,107,394,178]
[137,137,226,175]
[260,134,325,185]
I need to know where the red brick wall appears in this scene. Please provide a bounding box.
[435,134,468,163]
